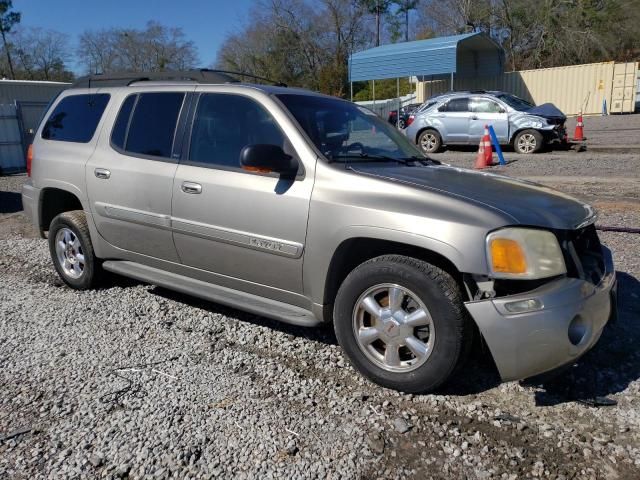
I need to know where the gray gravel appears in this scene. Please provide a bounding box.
[2,136,640,479]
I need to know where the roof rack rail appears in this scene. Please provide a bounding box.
[72,68,287,88]
[213,69,288,87]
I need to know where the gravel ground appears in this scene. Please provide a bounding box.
[1,139,639,479]
[564,113,640,147]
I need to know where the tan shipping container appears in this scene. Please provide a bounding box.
[416,61,639,116]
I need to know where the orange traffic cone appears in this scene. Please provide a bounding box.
[483,125,494,165]
[474,126,493,169]
[573,112,584,141]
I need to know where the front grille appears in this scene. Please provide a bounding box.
[559,225,605,284]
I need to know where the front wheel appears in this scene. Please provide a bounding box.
[417,129,442,154]
[333,255,471,393]
[514,129,543,154]
[48,210,101,290]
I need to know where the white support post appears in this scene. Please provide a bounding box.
[397,77,401,128]
[372,80,376,108]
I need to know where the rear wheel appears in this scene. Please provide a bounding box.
[514,129,543,154]
[48,210,101,290]
[333,255,471,393]
[417,129,442,154]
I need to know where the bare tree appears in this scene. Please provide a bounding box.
[77,21,198,74]
[216,0,370,96]
[6,27,73,81]
[0,0,20,79]
[27,28,70,80]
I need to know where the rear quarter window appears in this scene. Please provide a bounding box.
[41,94,110,143]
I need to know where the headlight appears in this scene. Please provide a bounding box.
[486,228,566,279]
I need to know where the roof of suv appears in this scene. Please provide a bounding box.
[69,69,335,99]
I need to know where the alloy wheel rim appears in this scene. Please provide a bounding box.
[518,134,537,153]
[55,228,85,279]
[352,283,435,373]
[421,134,437,152]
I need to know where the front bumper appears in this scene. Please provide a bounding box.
[465,246,616,382]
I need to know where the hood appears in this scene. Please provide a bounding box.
[525,103,566,121]
[350,164,595,230]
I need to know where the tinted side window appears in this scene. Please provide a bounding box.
[111,95,136,149]
[470,98,503,113]
[439,98,469,112]
[189,94,285,169]
[42,94,110,143]
[126,92,185,158]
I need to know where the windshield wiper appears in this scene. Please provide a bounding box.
[329,153,440,166]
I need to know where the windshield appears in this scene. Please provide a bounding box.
[276,94,426,162]
[495,93,534,112]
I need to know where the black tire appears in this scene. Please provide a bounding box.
[333,255,472,393]
[48,210,100,290]
[417,129,442,154]
[513,129,543,154]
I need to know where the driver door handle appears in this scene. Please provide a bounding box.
[181,181,202,194]
[94,168,111,179]
[470,115,479,120]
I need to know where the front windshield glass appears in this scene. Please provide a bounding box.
[276,93,426,162]
[495,93,534,112]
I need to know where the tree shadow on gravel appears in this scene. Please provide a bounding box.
[530,271,640,407]
[0,191,22,213]
[148,286,338,346]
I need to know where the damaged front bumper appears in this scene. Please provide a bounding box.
[465,246,616,382]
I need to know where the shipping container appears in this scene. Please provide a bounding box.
[416,61,639,116]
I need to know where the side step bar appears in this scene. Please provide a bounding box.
[102,260,322,327]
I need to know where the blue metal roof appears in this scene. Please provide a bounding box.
[349,33,504,82]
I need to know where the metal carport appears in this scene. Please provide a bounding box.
[348,32,505,108]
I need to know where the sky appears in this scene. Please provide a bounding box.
[14,0,256,71]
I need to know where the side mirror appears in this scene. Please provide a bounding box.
[240,144,297,175]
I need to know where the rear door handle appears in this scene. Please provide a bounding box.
[94,168,111,179]
[181,181,202,194]
[470,115,479,120]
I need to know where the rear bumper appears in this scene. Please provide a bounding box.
[465,246,616,382]
[21,180,40,228]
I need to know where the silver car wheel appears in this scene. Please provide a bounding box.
[420,133,438,153]
[352,283,435,373]
[517,133,537,153]
[55,227,85,279]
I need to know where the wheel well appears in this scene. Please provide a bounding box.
[323,238,464,308]
[510,128,542,144]
[40,188,83,231]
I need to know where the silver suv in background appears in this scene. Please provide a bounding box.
[405,91,567,154]
[22,70,615,393]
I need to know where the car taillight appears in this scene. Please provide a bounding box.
[406,115,415,127]
[26,144,33,177]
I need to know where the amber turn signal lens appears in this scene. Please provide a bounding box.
[241,165,272,174]
[489,238,527,274]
